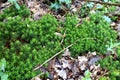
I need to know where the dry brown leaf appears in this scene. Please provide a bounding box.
[62,49,71,57]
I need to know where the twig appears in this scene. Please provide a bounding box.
[90,2,97,11]
[31,73,42,80]
[96,70,109,80]
[33,41,77,71]
[60,30,66,44]
[87,0,120,7]
[33,37,99,71]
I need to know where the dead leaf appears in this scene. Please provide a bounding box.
[62,49,71,57]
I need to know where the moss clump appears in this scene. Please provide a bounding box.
[98,56,120,80]
[63,14,117,55]
[0,6,61,79]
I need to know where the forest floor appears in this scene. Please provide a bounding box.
[0,0,120,80]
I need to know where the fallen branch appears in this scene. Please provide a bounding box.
[33,41,76,71]
[87,0,120,6]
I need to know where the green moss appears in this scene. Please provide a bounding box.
[98,56,120,80]
[0,6,61,79]
[116,46,120,58]
[0,5,30,21]
[63,14,117,55]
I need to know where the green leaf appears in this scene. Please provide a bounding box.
[50,2,61,10]
[84,70,91,78]
[83,70,91,80]
[103,15,111,23]
[8,0,17,3]
[86,2,94,8]
[0,58,6,71]
[1,73,8,80]
[103,0,109,2]
[82,77,91,80]
[106,40,120,53]
[8,0,20,10]
[0,72,4,76]
[96,4,103,9]
[15,3,20,10]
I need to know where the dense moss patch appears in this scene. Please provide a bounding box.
[0,5,61,79]
[63,14,117,55]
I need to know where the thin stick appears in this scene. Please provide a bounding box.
[60,30,66,44]
[96,70,109,80]
[87,0,120,7]
[33,42,76,71]
[33,37,97,71]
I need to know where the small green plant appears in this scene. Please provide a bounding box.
[106,40,120,53]
[98,56,120,79]
[50,0,72,10]
[0,58,8,80]
[79,1,117,19]
[82,70,91,80]
[8,0,20,10]
[103,15,112,23]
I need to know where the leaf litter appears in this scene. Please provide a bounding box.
[32,49,107,80]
